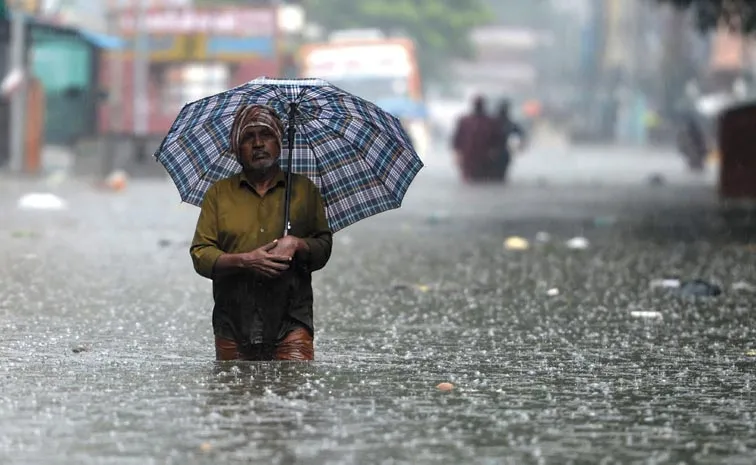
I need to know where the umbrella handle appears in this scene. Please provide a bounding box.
[282,102,297,237]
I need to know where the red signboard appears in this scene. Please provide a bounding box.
[118,7,277,36]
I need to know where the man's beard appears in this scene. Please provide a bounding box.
[257,159,279,175]
[244,157,280,179]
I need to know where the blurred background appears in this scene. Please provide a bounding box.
[0,0,755,189]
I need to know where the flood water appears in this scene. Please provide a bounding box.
[1,147,755,464]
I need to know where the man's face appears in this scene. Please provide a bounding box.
[238,125,280,172]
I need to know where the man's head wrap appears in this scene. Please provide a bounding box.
[229,104,284,157]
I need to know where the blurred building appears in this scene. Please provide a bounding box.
[452,26,541,102]
[6,0,40,15]
[706,28,756,96]
[449,0,586,121]
[0,7,118,171]
[101,2,282,136]
[569,0,695,144]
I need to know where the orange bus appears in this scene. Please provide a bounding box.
[299,30,429,158]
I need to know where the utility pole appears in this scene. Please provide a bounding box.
[0,0,8,167]
[132,0,147,136]
[8,9,26,173]
[105,0,125,176]
[132,0,149,162]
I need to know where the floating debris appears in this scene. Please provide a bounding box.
[105,170,129,191]
[679,280,722,297]
[436,382,454,392]
[565,237,589,250]
[650,278,722,297]
[17,193,67,211]
[746,350,756,357]
[546,288,560,297]
[391,283,432,293]
[732,281,756,293]
[630,311,663,319]
[72,346,90,354]
[504,236,530,251]
[199,442,213,453]
[650,278,681,289]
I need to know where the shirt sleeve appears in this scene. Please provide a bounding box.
[300,181,332,272]
[189,184,225,279]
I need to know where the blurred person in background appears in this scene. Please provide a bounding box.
[493,99,527,182]
[451,95,500,182]
[676,111,708,172]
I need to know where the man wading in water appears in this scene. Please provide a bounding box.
[190,105,332,361]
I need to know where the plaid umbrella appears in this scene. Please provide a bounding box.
[154,77,424,233]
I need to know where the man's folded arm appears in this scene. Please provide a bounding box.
[297,183,332,272]
[301,230,332,272]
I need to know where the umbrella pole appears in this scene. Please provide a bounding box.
[282,102,297,237]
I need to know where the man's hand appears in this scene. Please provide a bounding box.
[239,240,292,278]
[269,235,307,261]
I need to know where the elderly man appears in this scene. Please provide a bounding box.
[190,104,332,361]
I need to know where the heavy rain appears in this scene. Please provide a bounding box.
[1,0,755,464]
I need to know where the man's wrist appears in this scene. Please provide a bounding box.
[217,252,247,270]
[234,252,251,269]
[296,237,310,253]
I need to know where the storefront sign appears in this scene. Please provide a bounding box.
[304,44,412,78]
[118,8,276,36]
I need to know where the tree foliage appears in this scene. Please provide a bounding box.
[304,0,492,81]
[657,0,756,34]
[483,0,553,28]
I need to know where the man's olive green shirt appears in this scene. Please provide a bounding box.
[190,170,332,346]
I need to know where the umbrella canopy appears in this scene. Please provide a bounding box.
[155,77,423,233]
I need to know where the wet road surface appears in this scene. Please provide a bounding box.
[1,145,755,464]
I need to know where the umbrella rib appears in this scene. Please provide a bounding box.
[264,85,290,110]
[308,120,416,208]
[295,123,325,200]
[315,115,416,166]
[296,86,309,102]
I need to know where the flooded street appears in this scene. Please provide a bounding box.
[1,145,755,464]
